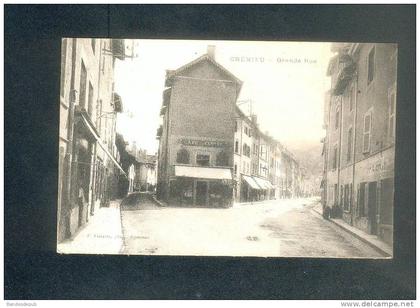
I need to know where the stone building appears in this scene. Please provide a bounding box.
[322,43,397,247]
[156,46,241,207]
[58,38,128,242]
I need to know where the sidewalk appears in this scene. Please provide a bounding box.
[311,203,392,257]
[57,199,124,255]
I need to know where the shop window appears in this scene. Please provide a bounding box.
[216,151,229,166]
[196,154,210,166]
[176,148,190,164]
[209,182,229,207]
[363,111,372,153]
[170,179,193,205]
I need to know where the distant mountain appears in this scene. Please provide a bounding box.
[285,140,323,178]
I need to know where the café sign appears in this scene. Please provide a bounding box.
[179,138,228,148]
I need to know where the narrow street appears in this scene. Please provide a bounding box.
[120,193,384,258]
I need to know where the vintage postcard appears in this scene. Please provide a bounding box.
[56,39,396,258]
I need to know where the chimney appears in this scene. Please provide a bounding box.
[251,114,258,125]
[207,45,216,60]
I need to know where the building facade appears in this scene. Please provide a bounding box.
[58,38,128,242]
[156,47,241,207]
[322,43,397,246]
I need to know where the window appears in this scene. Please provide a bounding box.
[363,111,372,153]
[260,145,267,160]
[347,127,353,162]
[196,154,210,166]
[176,149,190,164]
[235,140,239,154]
[249,129,252,137]
[244,126,248,135]
[367,46,375,85]
[242,144,250,157]
[332,145,338,170]
[335,105,340,130]
[60,39,67,97]
[79,61,87,108]
[88,82,94,117]
[388,84,396,140]
[235,121,238,132]
[216,151,229,166]
[234,164,237,176]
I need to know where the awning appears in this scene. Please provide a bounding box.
[252,177,274,190]
[265,180,275,189]
[242,175,261,190]
[80,113,126,176]
[175,165,232,180]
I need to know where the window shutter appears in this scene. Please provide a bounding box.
[363,113,372,152]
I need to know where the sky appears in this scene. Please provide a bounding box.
[114,40,333,154]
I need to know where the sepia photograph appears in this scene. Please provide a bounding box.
[56,39,397,258]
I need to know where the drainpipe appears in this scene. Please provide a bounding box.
[337,95,343,216]
[63,38,78,239]
[351,72,359,225]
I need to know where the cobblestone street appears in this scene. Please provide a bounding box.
[120,193,384,258]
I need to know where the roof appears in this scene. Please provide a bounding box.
[175,165,232,180]
[167,53,243,86]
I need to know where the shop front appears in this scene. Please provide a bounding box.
[168,165,233,207]
[253,176,274,201]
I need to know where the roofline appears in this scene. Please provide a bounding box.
[167,53,243,86]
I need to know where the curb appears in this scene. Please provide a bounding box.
[151,195,166,207]
[310,207,392,257]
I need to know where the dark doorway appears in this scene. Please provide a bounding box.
[368,181,378,235]
[196,181,208,206]
[76,139,92,227]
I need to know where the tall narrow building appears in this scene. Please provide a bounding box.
[322,43,397,247]
[156,46,242,207]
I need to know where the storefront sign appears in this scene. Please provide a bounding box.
[367,156,385,175]
[179,138,228,148]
